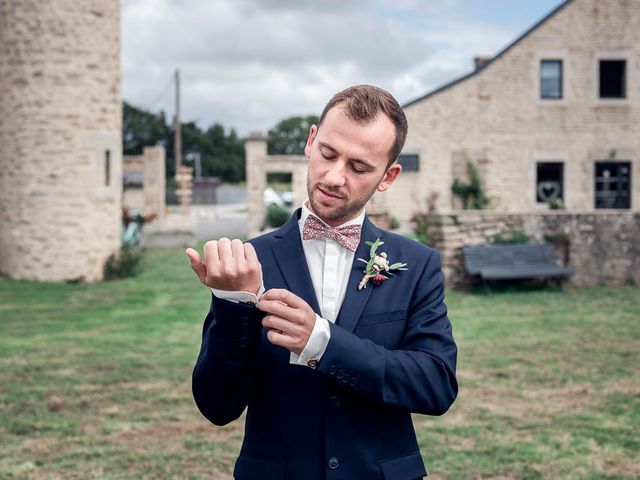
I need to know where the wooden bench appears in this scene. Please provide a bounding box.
[462,243,573,294]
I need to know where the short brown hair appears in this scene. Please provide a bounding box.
[318,84,408,168]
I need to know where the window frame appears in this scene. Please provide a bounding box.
[397,153,419,172]
[540,59,563,100]
[535,161,564,204]
[599,59,627,99]
[594,161,632,209]
[594,51,631,104]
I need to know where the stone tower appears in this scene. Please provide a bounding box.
[0,0,122,282]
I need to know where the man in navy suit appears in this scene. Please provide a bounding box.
[186,85,458,479]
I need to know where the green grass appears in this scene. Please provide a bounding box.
[1,246,639,479]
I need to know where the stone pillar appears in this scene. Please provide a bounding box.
[143,146,166,219]
[246,132,268,233]
[175,165,193,214]
[0,0,122,282]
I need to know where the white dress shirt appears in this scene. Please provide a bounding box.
[211,203,365,368]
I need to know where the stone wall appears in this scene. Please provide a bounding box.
[0,0,122,282]
[425,211,640,287]
[123,146,166,218]
[245,133,307,234]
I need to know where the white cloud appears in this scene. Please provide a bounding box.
[120,0,535,134]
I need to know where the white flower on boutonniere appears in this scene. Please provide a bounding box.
[357,238,408,290]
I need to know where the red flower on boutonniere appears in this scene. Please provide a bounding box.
[357,238,407,290]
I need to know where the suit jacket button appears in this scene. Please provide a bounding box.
[336,369,344,379]
[329,395,340,407]
[328,457,339,469]
[329,365,337,375]
[349,377,358,386]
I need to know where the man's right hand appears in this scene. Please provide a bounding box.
[185,238,262,295]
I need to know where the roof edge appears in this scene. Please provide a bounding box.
[402,0,573,109]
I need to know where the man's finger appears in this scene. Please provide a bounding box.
[266,328,296,350]
[257,298,299,322]
[260,288,307,308]
[203,241,220,265]
[244,242,259,265]
[217,237,233,264]
[185,248,207,284]
[262,315,297,335]
[231,239,245,262]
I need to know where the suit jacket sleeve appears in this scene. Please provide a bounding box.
[191,293,265,426]
[317,249,458,415]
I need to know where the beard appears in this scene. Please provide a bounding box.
[306,175,379,225]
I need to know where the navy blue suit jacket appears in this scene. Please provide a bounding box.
[192,209,458,480]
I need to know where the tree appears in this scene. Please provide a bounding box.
[267,115,319,155]
[122,102,245,182]
[122,102,169,155]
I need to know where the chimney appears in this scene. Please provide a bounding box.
[474,56,492,71]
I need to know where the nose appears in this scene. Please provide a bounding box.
[324,161,346,188]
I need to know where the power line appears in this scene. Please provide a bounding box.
[147,73,175,114]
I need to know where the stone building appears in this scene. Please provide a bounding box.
[387,0,640,226]
[0,0,122,282]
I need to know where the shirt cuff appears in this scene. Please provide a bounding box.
[290,314,331,368]
[211,284,265,305]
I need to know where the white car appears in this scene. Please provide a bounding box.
[263,187,293,208]
[263,187,284,207]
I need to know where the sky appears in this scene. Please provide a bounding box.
[121,0,565,136]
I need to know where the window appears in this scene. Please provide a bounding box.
[540,60,562,99]
[104,149,111,186]
[595,162,631,209]
[398,154,419,172]
[536,162,563,203]
[599,60,626,98]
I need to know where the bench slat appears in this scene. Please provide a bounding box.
[462,244,573,280]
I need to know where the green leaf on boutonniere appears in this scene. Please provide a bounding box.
[389,262,408,270]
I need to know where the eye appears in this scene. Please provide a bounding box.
[351,164,366,174]
[321,150,336,160]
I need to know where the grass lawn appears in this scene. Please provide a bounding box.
[1,245,638,479]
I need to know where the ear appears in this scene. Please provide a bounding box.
[377,164,402,192]
[304,125,318,157]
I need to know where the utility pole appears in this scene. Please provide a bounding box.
[174,68,182,174]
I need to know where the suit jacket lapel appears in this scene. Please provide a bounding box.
[271,208,322,315]
[335,215,383,333]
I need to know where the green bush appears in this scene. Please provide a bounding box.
[104,245,144,280]
[266,204,290,228]
[491,230,531,245]
[451,159,489,210]
[390,216,400,230]
[411,214,430,245]
[548,198,565,209]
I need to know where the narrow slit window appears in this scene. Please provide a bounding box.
[105,150,111,186]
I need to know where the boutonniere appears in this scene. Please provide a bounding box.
[357,238,408,290]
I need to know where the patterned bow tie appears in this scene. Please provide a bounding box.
[302,214,361,252]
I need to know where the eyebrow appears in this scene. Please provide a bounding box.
[318,142,375,170]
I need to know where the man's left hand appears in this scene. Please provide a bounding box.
[256,289,316,355]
